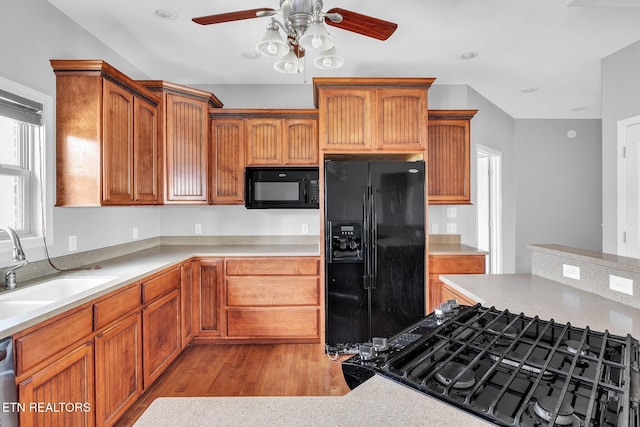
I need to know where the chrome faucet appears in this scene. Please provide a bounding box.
[1,226,28,290]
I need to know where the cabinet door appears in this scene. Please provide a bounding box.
[94,313,142,427]
[318,88,372,151]
[165,93,208,203]
[133,97,160,204]
[428,118,471,204]
[193,259,224,338]
[375,88,427,151]
[245,118,283,165]
[428,274,444,313]
[210,118,245,203]
[142,289,181,388]
[181,261,194,348]
[19,342,94,426]
[283,118,318,165]
[102,79,134,204]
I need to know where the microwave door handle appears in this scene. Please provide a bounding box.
[246,176,253,202]
[303,179,309,203]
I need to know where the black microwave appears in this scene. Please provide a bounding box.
[245,167,319,209]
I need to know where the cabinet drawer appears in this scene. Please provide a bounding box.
[94,283,141,330]
[226,258,319,276]
[227,308,319,338]
[15,306,93,375]
[227,276,319,306]
[428,255,485,274]
[141,267,180,304]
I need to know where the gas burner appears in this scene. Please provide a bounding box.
[563,340,592,367]
[527,396,583,426]
[434,362,476,389]
[565,340,590,356]
[482,320,518,346]
[489,352,555,380]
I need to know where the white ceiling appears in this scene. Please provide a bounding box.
[46,0,640,119]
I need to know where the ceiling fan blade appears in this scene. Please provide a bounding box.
[324,8,398,41]
[192,8,275,25]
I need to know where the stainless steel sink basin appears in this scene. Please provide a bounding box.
[0,275,118,321]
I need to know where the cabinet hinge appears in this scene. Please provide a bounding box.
[623,231,627,243]
[623,146,627,158]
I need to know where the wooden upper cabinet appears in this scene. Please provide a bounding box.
[51,59,161,206]
[283,117,319,165]
[102,79,134,204]
[246,118,283,165]
[139,80,223,204]
[210,118,245,204]
[211,109,318,166]
[313,78,434,153]
[428,110,477,205]
[316,88,372,151]
[133,97,159,203]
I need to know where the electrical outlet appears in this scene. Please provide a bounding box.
[431,223,439,233]
[446,207,457,218]
[68,235,77,252]
[446,223,457,233]
[194,224,202,234]
[132,227,139,240]
[562,264,580,280]
[301,223,309,234]
[609,275,633,295]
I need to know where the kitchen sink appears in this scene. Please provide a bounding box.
[0,275,118,321]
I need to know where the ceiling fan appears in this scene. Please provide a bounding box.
[192,0,398,73]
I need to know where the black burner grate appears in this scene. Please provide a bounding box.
[381,305,639,426]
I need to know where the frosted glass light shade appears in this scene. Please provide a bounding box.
[274,50,304,74]
[256,28,289,57]
[314,47,344,69]
[299,23,333,50]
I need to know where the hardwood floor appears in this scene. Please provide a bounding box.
[114,344,351,426]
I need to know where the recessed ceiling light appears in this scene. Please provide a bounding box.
[241,51,260,60]
[520,87,538,93]
[154,9,174,19]
[457,51,479,60]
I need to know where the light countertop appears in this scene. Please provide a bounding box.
[440,273,640,338]
[0,243,319,340]
[429,243,489,256]
[134,374,491,427]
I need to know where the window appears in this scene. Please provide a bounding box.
[0,77,52,247]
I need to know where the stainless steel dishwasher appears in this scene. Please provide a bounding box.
[0,336,19,427]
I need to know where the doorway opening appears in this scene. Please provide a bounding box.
[617,115,640,258]
[476,145,502,273]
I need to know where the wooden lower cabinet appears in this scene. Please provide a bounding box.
[94,313,142,427]
[142,289,181,388]
[225,257,320,342]
[428,254,485,312]
[18,341,95,426]
[180,261,194,348]
[193,258,224,339]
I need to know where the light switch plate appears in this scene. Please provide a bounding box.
[68,235,77,252]
[446,223,457,233]
[609,275,633,295]
[562,264,580,280]
[446,207,457,218]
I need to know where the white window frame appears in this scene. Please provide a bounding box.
[0,76,53,256]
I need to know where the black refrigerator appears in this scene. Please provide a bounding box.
[324,160,426,352]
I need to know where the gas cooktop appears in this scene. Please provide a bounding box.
[343,303,640,426]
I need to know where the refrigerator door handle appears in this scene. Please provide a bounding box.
[362,187,370,289]
[370,186,377,289]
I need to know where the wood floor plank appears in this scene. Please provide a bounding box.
[114,344,350,426]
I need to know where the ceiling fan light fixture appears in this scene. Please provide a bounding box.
[274,50,304,73]
[256,22,290,57]
[314,47,344,70]
[299,22,333,50]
